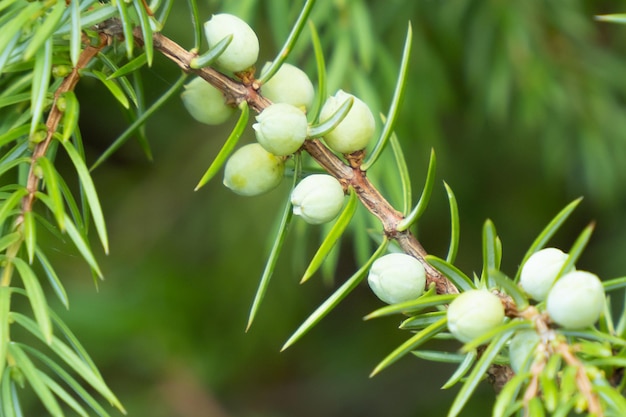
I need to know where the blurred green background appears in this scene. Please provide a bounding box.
[39,0,626,416]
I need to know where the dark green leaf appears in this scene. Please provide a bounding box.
[489,270,529,311]
[412,349,468,364]
[389,133,411,215]
[400,310,447,330]
[493,372,530,417]
[0,287,10,379]
[481,219,501,286]
[604,276,626,292]
[62,213,103,278]
[134,0,154,66]
[22,210,36,264]
[307,19,326,123]
[108,54,148,80]
[115,0,134,58]
[39,370,90,417]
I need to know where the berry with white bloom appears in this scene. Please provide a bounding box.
[290,174,345,224]
[253,103,308,156]
[520,247,573,301]
[260,62,315,112]
[546,270,605,329]
[181,77,234,125]
[367,253,426,304]
[223,144,284,196]
[204,14,259,72]
[319,90,375,154]
[447,290,505,343]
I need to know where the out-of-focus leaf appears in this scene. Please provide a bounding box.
[24,0,65,61]
[282,238,389,351]
[0,125,31,148]
[0,3,40,58]
[301,188,357,283]
[195,102,249,191]
[91,73,188,170]
[604,276,626,292]
[441,350,477,389]
[461,320,531,353]
[186,0,202,49]
[0,232,20,253]
[0,188,28,230]
[370,317,447,377]
[396,148,436,231]
[595,14,626,24]
[8,343,63,417]
[448,330,514,417]
[56,3,117,34]
[514,198,582,281]
[11,257,52,344]
[11,313,126,413]
[425,255,475,291]
[493,372,530,417]
[560,329,626,347]
[1,365,18,417]
[60,139,108,254]
[50,310,102,379]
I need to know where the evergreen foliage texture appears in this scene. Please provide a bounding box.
[1,1,626,416]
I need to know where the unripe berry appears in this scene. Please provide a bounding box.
[223,143,284,196]
[181,77,234,125]
[260,62,315,111]
[546,271,605,329]
[204,14,259,73]
[319,90,375,154]
[447,290,505,343]
[253,103,308,156]
[290,174,344,224]
[520,248,573,302]
[367,253,426,304]
[508,330,540,373]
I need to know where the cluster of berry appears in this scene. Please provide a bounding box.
[181,13,375,225]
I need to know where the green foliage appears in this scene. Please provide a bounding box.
[3,0,626,416]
